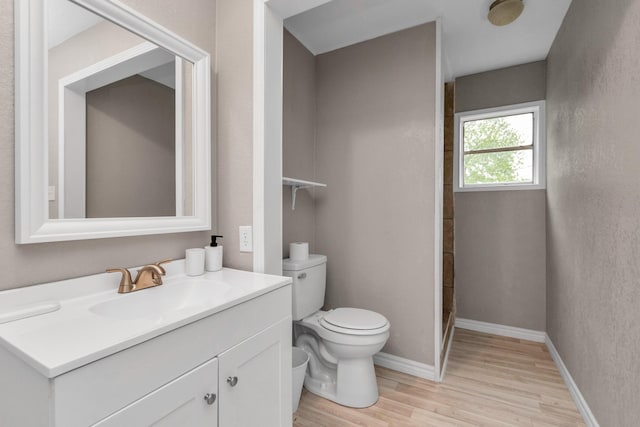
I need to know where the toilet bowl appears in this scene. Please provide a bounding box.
[295,309,389,407]
[282,255,390,408]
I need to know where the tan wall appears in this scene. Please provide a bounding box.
[215,0,253,270]
[546,0,640,424]
[86,75,176,218]
[0,0,254,291]
[282,30,317,258]
[453,62,547,330]
[455,190,546,330]
[315,23,437,364]
[455,61,546,113]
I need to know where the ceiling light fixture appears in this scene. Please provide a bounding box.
[488,0,524,26]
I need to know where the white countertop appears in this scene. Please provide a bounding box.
[0,263,291,378]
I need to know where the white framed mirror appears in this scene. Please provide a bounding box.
[15,0,211,243]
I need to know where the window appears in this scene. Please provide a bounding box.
[454,101,545,191]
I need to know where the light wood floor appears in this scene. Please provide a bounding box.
[293,328,585,426]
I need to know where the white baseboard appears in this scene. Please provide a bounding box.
[373,352,436,381]
[545,335,600,427]
[455,318,546,343]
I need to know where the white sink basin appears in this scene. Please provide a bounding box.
[0,265,291,378]
[89,279,237,322]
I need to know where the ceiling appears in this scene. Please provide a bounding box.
[48,0,104,49]
[284,0,572,79]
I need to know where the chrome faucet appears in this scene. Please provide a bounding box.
[107,259,172,293]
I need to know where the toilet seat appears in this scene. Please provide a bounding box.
[319,308,389,336]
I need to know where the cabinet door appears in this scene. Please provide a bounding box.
[218,317,292,427]
[93,358,218,427]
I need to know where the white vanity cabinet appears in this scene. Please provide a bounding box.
[218,319,291,426]
[0,270,292,427]
[93,357,219,427]
[94,317,291,427]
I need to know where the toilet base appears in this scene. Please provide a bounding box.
[303,355,379,408]
[294,312,388,409]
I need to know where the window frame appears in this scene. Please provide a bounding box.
[453,100,546,192]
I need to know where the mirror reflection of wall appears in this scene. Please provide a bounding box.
[85,71,176,218]
[47,0,194,219]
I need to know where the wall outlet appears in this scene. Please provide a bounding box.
[239,226,253,252]
[48,186,56,201]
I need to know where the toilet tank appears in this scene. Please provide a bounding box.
[282,254,327,321]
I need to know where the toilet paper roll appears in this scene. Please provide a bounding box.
[289,242,309,261]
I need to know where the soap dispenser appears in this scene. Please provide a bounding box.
[205,235,223,272]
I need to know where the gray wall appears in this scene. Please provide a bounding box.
[86,75,176,218]
[282,30,317,258]
[0,0,254,291]
[455,61,546,113]
[546,0,640,425]
[315,23,437,364]
[454,61,547,330]
[455,190,546,330]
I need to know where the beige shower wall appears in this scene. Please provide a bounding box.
[314,23,437,365]
[0,0,254,291]
[546,0,640,424]
[454,61,547,331]
[282,30,317,258]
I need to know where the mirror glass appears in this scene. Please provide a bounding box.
[46,0,194,219]
[16,0,210,243]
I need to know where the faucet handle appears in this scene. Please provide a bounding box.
[106,268,134,293]
[135,264,166,286]
[153,258,173,274]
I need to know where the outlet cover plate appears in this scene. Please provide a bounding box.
[239,226,253,252]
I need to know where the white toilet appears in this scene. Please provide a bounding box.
[283,255,390,408]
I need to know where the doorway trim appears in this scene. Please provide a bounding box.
[433,17,444,381]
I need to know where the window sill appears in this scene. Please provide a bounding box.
[454,183,546,193]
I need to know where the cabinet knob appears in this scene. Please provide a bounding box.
[227,376,238,387]
[204,393,217,405]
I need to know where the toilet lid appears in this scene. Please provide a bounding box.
[321,308,388,330]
